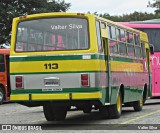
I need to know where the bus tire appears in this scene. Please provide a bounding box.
[108,92,122,119]
[133,99,143,111]
[53,106,67,121]
[0,88,4,105]
[99,105,109,119]
[83,105,92,113]
[43,103,55,121]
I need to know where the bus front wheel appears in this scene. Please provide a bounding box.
[99,105,109,119]
[52,106,68,121]
[43,103,55,121]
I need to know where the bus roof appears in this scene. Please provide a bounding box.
[0,49,10,54]
[119,19,160,28]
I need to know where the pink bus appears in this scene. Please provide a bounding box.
[120,20,160,98]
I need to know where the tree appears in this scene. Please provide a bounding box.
[0,0,71,44]
[148,0,160,15]
[94,11,157,22]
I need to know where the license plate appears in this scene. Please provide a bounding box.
[44,77,60,86]
[42,88,62,91]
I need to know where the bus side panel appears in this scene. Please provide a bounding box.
[109,57,149,105]
[151,53,160,96]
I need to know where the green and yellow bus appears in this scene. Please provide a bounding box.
[10,13,152,121]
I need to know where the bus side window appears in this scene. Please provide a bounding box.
[96,21,103,53]
[108,25,118,54]
[141,42,146,59]
[0,54,5,72]
[134,34,142,58]
[119,29,127,56]
[127,31,135,57]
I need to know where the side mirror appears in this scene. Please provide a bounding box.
[150,44,154,55]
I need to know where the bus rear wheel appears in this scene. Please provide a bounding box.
[43,103,55,121]
[99,105,109,119]
[52,106,68,121]
[83,105,92,113]
[99,92,122,119]
[0,88,4,105]
[133,99,143,111]
[108,92,122,119]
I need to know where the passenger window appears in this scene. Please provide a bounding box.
[108,25,118,55]
[135,46,141,58]
[101,22,106,29]
[96,21,103,52]
[126,31,135,57]
[109,40,118,54]
[117,28,127,56]
[116,28,121,41]
[107,26,111,39]
[134,34,140,45]
[141,42,146,58]
[127,32,134,44]
[128,44,135,57]
[134,34,141,58]
[0,54,5,72]
[110,26,116,40]
[120,29,126,42]
[119,42,127,56]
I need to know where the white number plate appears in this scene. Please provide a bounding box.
[42,88,62,91]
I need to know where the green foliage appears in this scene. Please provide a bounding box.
[94,11,159,22]
[148,0,160,14]
[0,0,71,44]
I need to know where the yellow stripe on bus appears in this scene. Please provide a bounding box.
[10,94,29,101]
[10,60,106,73]
[32,92,102,100]
[72,92,102,99]
[110,61,143,72]
[10,92,102,101]
[32,94,69,100]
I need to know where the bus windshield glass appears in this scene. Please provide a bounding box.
[16,18,89,52]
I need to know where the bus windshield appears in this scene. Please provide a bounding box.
[138,28,160,52]
[16,18,89,52]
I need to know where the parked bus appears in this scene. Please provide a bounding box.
[120,20,160,98]
[0,49,10,104]
[10,13,152,121]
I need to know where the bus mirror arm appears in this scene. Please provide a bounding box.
[149,44,154,55]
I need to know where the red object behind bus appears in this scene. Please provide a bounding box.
[0,49,10,104]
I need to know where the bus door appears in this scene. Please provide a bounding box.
[152,53,160,94]
[103,38,111,102]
